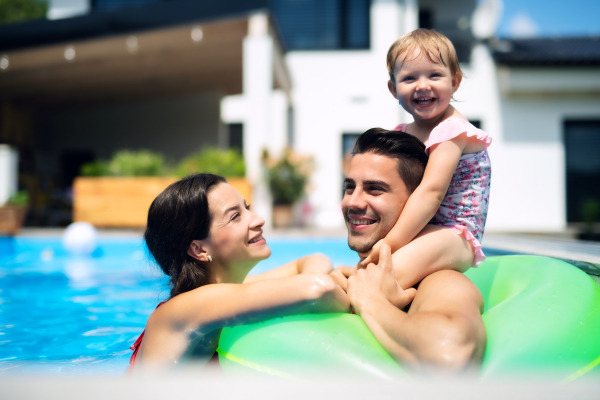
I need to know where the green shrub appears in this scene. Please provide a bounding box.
[79,148,246,178]
[80,150,166,177]
[0,0,47,25]
[80,160,109,177]
[108,150,165,176]
[5,190,28,206]
[176,147,246,178]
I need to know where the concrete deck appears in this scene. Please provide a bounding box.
[481,233,600,282]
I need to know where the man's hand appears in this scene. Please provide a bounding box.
[348,244,416,315]
[358,238,387,267]
[329,265,357,292]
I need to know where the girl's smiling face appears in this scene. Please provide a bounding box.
[388,48,460,123]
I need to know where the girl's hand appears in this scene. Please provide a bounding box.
[359,238,387,267]
[348,244,417,315]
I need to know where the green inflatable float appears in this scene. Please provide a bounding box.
[217,256,600,380]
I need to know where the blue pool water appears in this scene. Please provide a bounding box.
[0,236,508,375]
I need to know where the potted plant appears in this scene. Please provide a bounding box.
[262,148,313,228]
[0,191,29,235]
[74,148,250,228]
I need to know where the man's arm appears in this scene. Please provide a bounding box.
[347,245,486,373]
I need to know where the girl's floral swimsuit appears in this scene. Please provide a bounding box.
[395,118,492,266]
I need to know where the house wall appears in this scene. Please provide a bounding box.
[40,92,223,174]
[489,67,600,231]
[221,0,600,233]
[221,90,289,156]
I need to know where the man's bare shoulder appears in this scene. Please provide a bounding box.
[409,270,484,315]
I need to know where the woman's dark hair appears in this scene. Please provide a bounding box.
[144,173,226,299]
[353,128,428,193]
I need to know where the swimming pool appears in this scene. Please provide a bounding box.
[0,236,510,375]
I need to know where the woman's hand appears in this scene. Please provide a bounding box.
[305,273,351,313]
[348,244,416,315]
[329,264,357,292]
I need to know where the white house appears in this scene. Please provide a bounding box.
[1,0,598,232]
[224,0,600,233]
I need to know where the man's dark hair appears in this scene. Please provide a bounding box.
[353,128,428,193]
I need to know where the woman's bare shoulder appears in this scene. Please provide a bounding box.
[146,285,218,329]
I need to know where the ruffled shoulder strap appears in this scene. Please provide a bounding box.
[425,118,492,155]
[393,123,408,132]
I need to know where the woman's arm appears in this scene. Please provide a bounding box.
[153,271,349,336]
[360,134,467,266]
[244,253,334,283]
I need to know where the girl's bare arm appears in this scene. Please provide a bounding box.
[360,134,468,267]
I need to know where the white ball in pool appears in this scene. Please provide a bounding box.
[63,222,98,256]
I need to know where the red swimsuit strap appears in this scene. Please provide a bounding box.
[128,301,167,371]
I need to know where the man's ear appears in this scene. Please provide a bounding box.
[187,240,212,263]
[387,79,399,99]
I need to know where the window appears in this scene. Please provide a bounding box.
[417,6,474,63]
[228,123,244,153]
[419,9,433,30]
[564,120,600,223]
[92,0,160,11]
[269,0,370,50]
[469,120,481,129]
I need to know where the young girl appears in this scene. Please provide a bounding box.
[360,29,491,289]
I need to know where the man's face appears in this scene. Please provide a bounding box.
[342,152,410,253]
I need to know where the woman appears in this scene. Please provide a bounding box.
[130,173,349,370]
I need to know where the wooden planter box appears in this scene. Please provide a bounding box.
[0,206,28,235]
[73,177,252,228]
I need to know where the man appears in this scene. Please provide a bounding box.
[332,128,486,373]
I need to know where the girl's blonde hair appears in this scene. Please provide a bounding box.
[386,28,463,83]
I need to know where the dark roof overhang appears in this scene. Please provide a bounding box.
[492,37,600,67]
[0,0,267,52]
